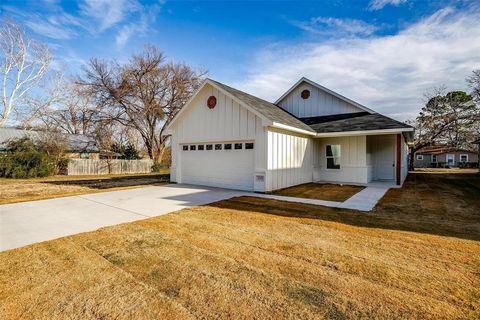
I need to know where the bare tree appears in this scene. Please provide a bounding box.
[79,45,206,164]
[467,69,480,104]
[30,81,97,135]
[0,18,51,127]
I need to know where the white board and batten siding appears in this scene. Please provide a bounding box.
[277,81,363,118]
[170,83,267,191]
[313,136,369,184]
[265,128,314,192]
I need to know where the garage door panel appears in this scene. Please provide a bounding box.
[181,144,254,191]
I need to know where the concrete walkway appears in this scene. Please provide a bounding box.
[255,186,390,212]
[0,184,243,252]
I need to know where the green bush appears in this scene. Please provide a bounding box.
[111,142,140,160]
[0,137,58,178]
[151,163,164,172]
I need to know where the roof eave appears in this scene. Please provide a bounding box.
[271,122,317,136]
[314,127,414,138]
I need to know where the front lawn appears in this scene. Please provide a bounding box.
[0,171,479,319]
[272,182,364,202]
[0,171,169,205]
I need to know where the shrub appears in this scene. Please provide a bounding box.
[151,163,164,172]
[111,142,140,160]
[0,137,62,178]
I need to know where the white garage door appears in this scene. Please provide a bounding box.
[180,142,255,191]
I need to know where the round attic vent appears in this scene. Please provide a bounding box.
[301,89,310,99]
[207,96,217,109]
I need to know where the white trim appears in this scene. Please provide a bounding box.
[416,154,424,161]
[314,127,413,138]
[270,122,316,136]
[459,154,468,162]
[165,79,272,135]
[275,77,376,114]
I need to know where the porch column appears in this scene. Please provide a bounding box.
[396,133,401,185]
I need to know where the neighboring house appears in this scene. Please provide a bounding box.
[166,77,414,192]
[414,145,479,168]
[0,127,99,159]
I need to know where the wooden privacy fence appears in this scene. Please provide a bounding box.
[67,159,153,175]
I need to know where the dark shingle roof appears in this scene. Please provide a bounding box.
[300,112,413,133]
[416,145,476,154]
[209,79,315,133]
[0,128,98,152]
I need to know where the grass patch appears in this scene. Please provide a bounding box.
[272,182,364,202]
[0,171,170,205]
[0,171,479,319]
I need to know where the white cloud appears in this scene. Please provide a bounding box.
[115,2,161,48]
[0,5,84,40]
[293,17,379,37]
[79,0,141,32]
[24,19,75,40]
[368,0,407,11]
[234,7,480,120]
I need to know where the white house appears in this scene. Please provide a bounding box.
[166,77,413,192]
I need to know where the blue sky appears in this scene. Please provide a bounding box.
[1,0,479,120]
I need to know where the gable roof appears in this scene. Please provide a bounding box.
[166,78,316,135]
[208,79,315,134]
[275,77,375,114]
[166,77,414,137]
[300,112,413,134]
[0,127,99,152]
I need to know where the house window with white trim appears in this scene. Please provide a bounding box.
[416,154,423,161]
[432,155,437,163]
[326,145,341,169]
[460,154,468,162]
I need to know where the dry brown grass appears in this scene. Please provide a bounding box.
[0,171,169,205]
[1,171,479,319]
[272,182,364,202]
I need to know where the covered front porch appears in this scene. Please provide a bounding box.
[312,132,409,187]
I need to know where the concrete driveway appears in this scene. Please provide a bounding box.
[0,184,244,252]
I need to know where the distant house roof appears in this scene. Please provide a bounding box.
[299,112,413,134]
[208,79,316,134]
[0,128,99,152]
[416,145,476,155]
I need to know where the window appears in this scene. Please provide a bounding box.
[245,143,254,149]
[432,155,437,163]
[416,154,424,161]
[215,144,222,150]
[182,145,188,151]
[326,145,341,169]
[224,143,232,150]
[190,145,196,151]
[206,144,213,150]
[234,143,243,150]
[80,152,89,159]
[460,154,468,162]
[198,145,204,150]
